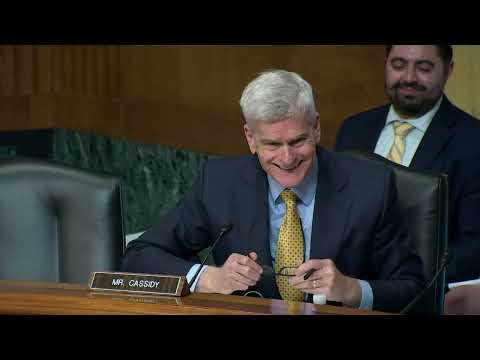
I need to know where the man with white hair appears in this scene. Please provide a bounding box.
[122,69,425,312]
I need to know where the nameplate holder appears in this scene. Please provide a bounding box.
[89,271,190,297]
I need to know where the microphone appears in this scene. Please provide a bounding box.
[187,223,233,289]
[400,251,450,314]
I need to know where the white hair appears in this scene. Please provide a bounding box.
[239,69,318,127]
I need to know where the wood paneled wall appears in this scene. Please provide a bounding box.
[0,45,387,155]
[445,45,480,119]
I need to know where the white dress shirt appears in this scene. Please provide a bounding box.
[374,96,443,166]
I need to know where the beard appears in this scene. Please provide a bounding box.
[386,82,441,118]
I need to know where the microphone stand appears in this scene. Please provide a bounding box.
[400,252,449,314]
[187,224,233,289]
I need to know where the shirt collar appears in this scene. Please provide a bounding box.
[385,95,443,133]
[267,157,318,206]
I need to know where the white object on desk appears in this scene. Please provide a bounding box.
[313,293,327,305]
[448,277,480,289]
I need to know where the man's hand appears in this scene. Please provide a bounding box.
[288,259,362,307]
[445,284,480,315]
[196,252,263,294]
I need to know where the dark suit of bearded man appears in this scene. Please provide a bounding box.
[336,45,480,284]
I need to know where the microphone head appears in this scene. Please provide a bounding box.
[221,223,233,233]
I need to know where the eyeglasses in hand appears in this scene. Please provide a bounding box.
[261,265,316,280]
[261,265,298,277]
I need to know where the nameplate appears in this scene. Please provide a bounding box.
[89,271,190,297]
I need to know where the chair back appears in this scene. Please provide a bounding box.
[340,151,449,315]
[0,157,125,284]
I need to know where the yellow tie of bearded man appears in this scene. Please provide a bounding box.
[387,121,415,164]
[275,189,305,301]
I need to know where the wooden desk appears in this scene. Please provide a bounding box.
[0,280,391,315]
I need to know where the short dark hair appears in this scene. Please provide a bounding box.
[385,45,453,65]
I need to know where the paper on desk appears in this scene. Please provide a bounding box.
[448,277,480,289]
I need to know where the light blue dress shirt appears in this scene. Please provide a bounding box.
[374,96,443,166]
[187,155,373,309]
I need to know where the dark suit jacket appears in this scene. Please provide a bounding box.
[335,96,480,283]
[122,147,425,312]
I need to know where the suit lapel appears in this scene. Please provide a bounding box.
[410,97,456,169]
[239,156,272,267]
[310,149,352,260]
[240,156,278,298]
[364,106,390,151]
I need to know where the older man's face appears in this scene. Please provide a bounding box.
[244,115,320,188]
[385,45,453,118]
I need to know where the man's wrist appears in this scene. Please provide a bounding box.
[196,266,218,293]
[344,277,362,307]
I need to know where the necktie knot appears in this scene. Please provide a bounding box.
[392,121,414,138]
[280,189,298,208]
[387,121,414,164]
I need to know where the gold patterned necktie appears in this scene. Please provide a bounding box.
[387,121,415,164]
[275,189,305,301]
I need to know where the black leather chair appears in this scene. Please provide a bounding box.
[0,157,125,284]
[339,151,449,315]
